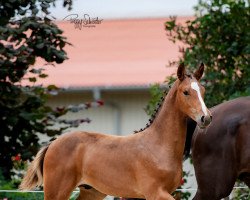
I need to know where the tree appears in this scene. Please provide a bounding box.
[165,0,250,107]
[0,0,80,179]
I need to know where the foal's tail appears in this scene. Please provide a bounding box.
[19,145,49,190]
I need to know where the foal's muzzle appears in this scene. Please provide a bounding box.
[198,115,212,128]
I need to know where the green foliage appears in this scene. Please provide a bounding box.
[0,191,44,200]
[0,160,79,199]
[145,76,175,116]
[0,192,79,200]
[172,171,192,200]
[0,170,36,199]
[145,84,165,116]
[0,0,76,180]
[165,0,250,106]
[233,181,250,199]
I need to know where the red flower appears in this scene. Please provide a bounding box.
[97,100,104,106]
[14,154,21,161]
[180,178,185,185]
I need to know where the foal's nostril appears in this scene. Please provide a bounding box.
[206,115,212,123]
[201,116,205,123]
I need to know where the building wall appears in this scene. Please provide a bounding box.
[47,90,151,136]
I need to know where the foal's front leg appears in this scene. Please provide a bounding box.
[146,188,175,200]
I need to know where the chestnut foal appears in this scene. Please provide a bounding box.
[20,64,212,200]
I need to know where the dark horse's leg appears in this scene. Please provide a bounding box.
[192,144,237,200]
[193,163,236,200]
[192,127,240,200]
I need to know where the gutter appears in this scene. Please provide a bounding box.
[58,84,168,93]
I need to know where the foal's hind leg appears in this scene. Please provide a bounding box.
[43,157,79,200]
[77,186,107,200]
[43,171,77,200]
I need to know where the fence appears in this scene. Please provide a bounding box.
[0,187,249,200]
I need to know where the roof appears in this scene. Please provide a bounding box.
[37,17,190,89]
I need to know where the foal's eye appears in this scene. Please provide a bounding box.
[183,91,189,96]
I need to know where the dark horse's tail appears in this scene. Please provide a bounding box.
[183,118,197,159]
[19,145,49,190]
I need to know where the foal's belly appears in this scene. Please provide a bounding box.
[81,150,182,198]
[82,163,144,198]
[80,141,144,197]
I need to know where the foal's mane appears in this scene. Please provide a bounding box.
[133,85,171,134]
[134,75,184,133]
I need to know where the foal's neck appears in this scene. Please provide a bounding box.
[146,82,187,159]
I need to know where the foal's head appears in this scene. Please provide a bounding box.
[175,63,212,128]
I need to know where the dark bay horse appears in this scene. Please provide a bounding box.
[191,97,250,200]
[20,63,212,200]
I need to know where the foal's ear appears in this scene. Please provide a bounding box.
[194,63,204,81]
[177,63,186,81]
